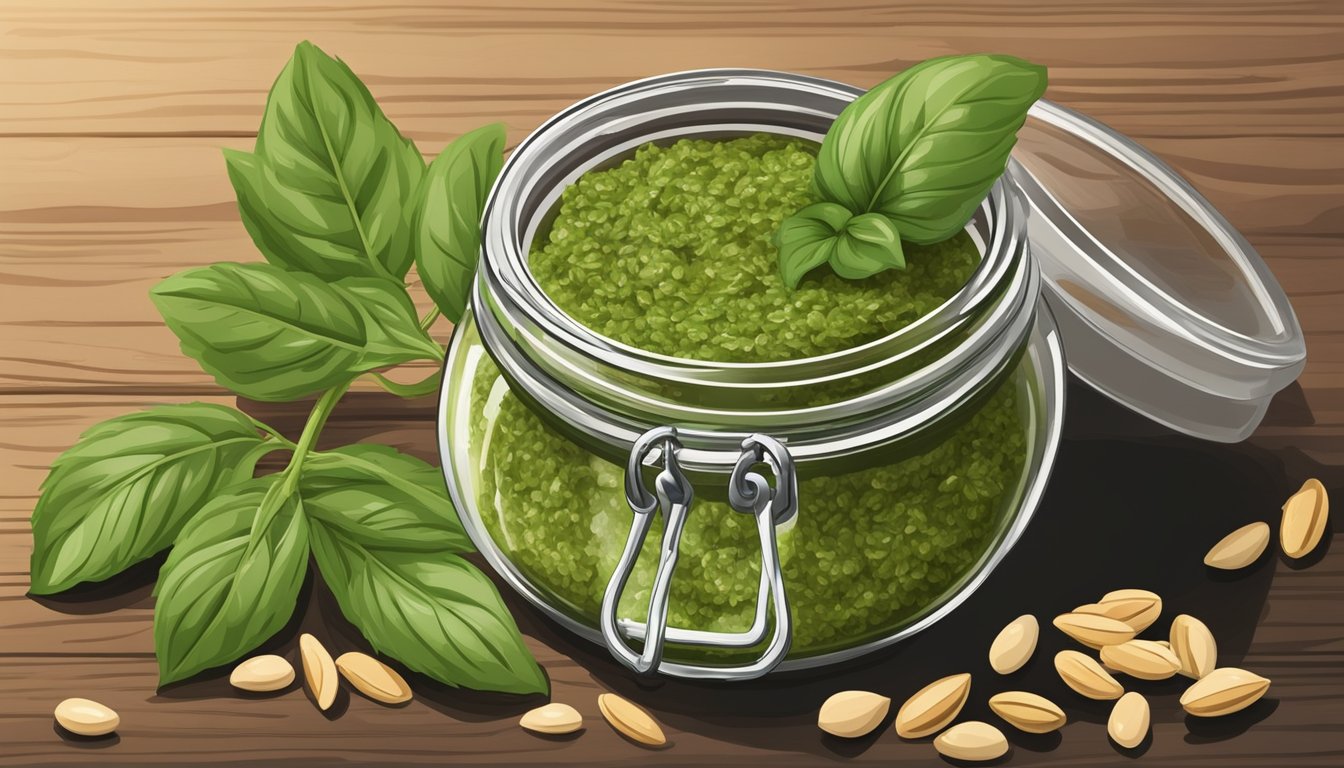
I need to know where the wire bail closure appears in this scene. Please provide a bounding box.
[599,427,796,679]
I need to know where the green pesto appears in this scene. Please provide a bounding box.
[462,134,1029,660]
[528,134,980,363]
[466,349,1029,659]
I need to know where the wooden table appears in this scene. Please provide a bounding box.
[2,1,1341,765]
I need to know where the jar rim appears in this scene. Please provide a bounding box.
[482,69,1019,376]
[474,68,1038,468]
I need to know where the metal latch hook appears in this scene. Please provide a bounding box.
[600,428,795,680]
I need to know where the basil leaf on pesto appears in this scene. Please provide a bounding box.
[778,203,905,288]
[780,53,1046,284]
[832,212,906,279]
[777,201,849,289]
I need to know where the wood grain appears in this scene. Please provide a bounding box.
[3,1,1342,139]
[0,658,1336,767]
[2,1,1342,765]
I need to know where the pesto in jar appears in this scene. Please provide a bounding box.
[528,134,979,362]
[462,134,1029,659]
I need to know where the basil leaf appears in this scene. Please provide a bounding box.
[336,277,444,367]
[151,263,433,401]
[778,203,905,287]
[777,202,849,289]
[154,477,308,684]
[301,445,472,554]
[832,212,905,279]
[814,53,1047,244]
[224,149,388,281]
[310,517,546,695]
[28,404,273,594]
[233,41,425,280]
[152,262,364,400]
[411,123,506,323]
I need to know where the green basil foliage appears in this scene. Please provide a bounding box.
[304,448,546,694]
[306,450,546,695]
[151,263,435,401]
[336,276,447,368]
[154,478,310,684]
[30,41,547,695]
[29,404,275,594]
[779,53,1047,288]
[778,202,905,286]
[412,123,506,323]
[300,445,473,555]
[315,546,548,696]
[226,41,425,281]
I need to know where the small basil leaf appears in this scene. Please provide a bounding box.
[151,263,368,401]
[310,519,546,695]
[777,202,852,289]
[411,123,506,323]
[814,54,1047,244]
[300,445,473,554]
[28,404,274,594]
[336,277,444,367]
[242,41,425,280]
[153,477,308,684]
[832,212,905,280]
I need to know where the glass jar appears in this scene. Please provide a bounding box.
[438,70,1066,680]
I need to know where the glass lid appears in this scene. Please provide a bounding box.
[1009,100,1306,442]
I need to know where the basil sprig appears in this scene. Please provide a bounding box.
[779,53,1047,288]
[29,42,545,695]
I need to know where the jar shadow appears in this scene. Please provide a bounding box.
[516,379,1323,758]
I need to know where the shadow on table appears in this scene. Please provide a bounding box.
[503,379,1336,759]
[52,723,121,749]
[29,553,162,614]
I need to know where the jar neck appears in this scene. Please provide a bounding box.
[473,69,1037,472]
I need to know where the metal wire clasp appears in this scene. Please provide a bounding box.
[599,428,795,680]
